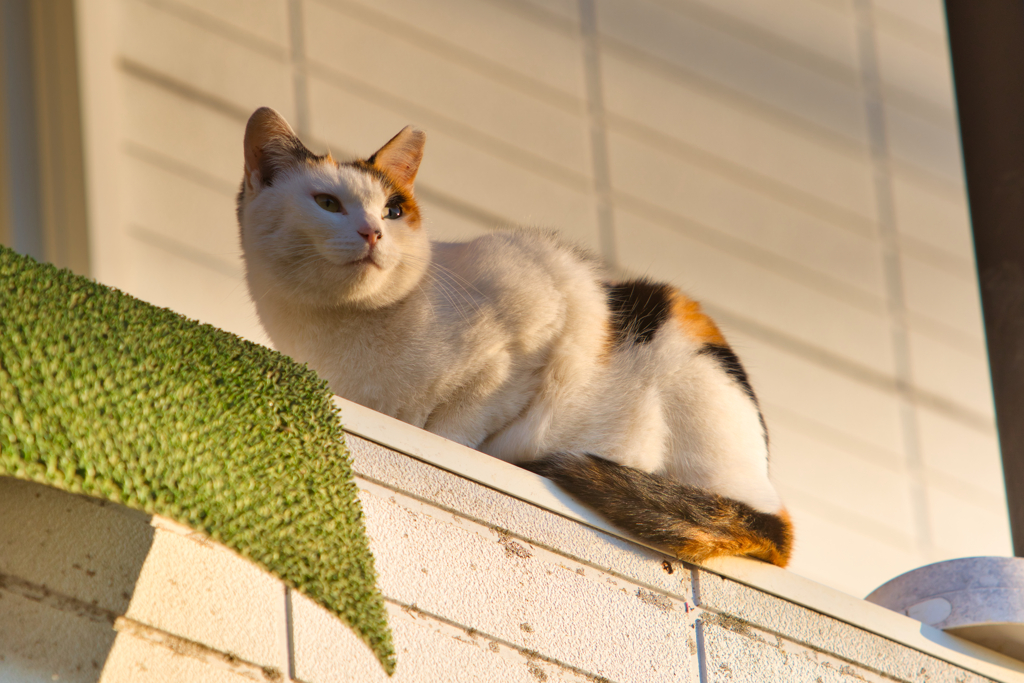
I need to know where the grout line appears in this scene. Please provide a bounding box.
[351,468,694,602]
[694,617,709,683]
[579,0,618,269]
[0,571,119,625]
[697,611,902,683]
[114,615,285,682]
[690,566,703,607]
[284,586,298,681]
[0,569,282,681]
[287,0,310,139]
[853,0,935,560]
[384,596,620,681]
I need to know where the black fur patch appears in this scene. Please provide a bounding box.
[604,279,675,346]
[699,344,756,403]
[699,343,768,446]
[745,507,792,553]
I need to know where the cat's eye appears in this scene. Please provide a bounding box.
[314,194,342,213]
[383,204,403,220]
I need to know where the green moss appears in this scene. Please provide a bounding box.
[0,246,395,674]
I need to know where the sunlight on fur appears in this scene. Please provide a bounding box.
[237,107,792,567]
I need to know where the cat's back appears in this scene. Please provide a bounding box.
[432,230,607,333]
[435,230,599,289]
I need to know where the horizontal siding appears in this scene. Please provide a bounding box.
[614,210,896,377]
[658,0,862,73]
[305,1,592,177]
[87,0,1011,599]
[601,49,876,225]
[315,0,586,100]
[306,74,601,246]
[596,0,869,144]
[122,0,295,121]
[159,0,290,48]
[605,129,884,297]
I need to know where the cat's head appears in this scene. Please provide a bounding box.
[237,107,430,309]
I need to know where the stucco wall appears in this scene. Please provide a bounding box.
[1,421,1021,682]
[71,0,1009,597]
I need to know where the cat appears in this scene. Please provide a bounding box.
[237,107,793,567]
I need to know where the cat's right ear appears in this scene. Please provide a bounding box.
[243,107,307,192]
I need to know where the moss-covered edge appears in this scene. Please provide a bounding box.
[0,246,395,674]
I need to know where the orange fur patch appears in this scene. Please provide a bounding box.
[670,293,726,346]
[672,507,793,568]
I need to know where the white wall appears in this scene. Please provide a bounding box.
[75,0,1009,597]
[3,432,1020,682]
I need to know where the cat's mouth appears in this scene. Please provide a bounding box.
[351,254,382,270]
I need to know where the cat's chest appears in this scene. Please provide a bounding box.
[293,311,458,420]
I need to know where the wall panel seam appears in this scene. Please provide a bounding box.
[853,0,935,559]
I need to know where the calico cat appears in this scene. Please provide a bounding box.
[238,107,793,567]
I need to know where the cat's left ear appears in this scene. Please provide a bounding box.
[368,126,426,189]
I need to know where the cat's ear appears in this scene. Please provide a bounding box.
[368,126,426,189]
[243,107,309,191]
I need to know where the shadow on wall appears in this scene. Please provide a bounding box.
[0,477,154,681]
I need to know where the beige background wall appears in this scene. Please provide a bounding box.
[65,0,1008,597]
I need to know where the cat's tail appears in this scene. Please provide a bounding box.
[521,453,793,567]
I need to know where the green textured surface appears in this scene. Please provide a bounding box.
[0,246,395,674]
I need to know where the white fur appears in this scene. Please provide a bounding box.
[239,158,783,515]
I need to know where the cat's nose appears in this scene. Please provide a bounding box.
[357,224,383,246]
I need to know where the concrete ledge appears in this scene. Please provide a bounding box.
[335,396,1024,682]
[3,400,1022,681]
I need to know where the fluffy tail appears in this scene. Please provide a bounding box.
[521,453,793,567]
